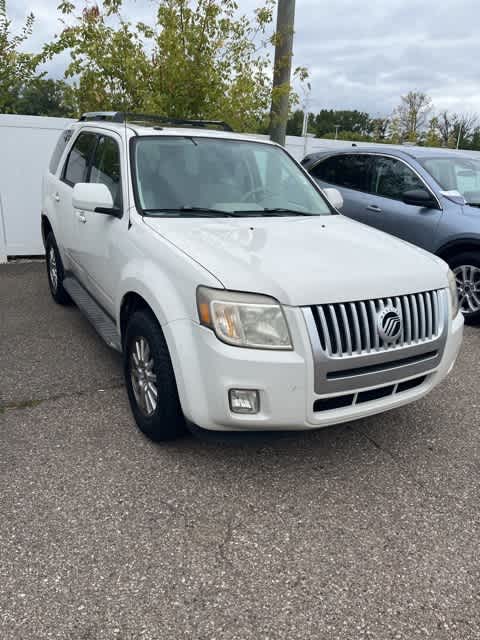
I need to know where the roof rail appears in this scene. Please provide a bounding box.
[79,112,233,131]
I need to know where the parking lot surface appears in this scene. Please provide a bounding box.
[1,261,479,639]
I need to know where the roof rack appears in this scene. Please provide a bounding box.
[79,112,233,132]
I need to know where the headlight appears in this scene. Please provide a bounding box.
[197,287,293,350]
[448,269,460,318]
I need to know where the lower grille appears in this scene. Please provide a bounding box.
[311,290,445,358]
[313,375,427,412]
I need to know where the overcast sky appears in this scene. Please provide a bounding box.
[9,0,480,117]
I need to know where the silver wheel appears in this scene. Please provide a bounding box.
[130,336,158,417]
[48,247,58,292]
[454,265,480,315]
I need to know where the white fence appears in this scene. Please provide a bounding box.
[0,115,74,261]
[0,114,413,261]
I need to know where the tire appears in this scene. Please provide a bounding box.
[45,232,71,305]
[448,252,480,325]
[124,309,186,441]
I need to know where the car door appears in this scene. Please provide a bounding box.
[71,133,125,315]
[367,155,443,251]
[57,130,98,284]
[309,153,374,225]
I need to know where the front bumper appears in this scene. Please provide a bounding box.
[164,307,464,432]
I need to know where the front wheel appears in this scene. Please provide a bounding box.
[449,252,480,325]
[124,310,186,441]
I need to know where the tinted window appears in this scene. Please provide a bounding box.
[311,154,370,191]
[90,136,122,207]
[49,129,73,174]
[62,132,97,186]
[371,156,424,200]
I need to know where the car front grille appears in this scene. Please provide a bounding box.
[310,290,445,358]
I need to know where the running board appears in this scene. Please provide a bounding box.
[63,277,122,352]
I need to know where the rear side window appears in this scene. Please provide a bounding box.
[311,154,370,192]
[49,129,73,174]
[90,136,122,207]
[370,156,424,201]
[62,132,98,186]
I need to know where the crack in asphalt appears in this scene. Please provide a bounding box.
[0,380,125,414]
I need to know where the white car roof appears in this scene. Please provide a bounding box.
[69,119,278,146]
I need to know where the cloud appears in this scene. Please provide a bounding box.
[9,0,480,117]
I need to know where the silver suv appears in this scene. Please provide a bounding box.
[302,147,480,324]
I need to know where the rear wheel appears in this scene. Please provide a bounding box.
[45,232,71,305]
[448,252,480,325]
[124,310,186,441]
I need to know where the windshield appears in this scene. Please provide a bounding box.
[420,156,480,205]
[132,136,332,216]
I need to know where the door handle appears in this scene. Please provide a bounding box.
[54,193,60,203]
[77,212,87,224]
[366,204,382,213]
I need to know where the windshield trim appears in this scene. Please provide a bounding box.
[128,134,337,218]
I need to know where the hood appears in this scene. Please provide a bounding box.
[144,215,449,306]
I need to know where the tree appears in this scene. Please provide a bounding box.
[312,109,372,138]
[286,109,304,136]
[437,110,455,147]
[370,117,390,142]
[15,78,73,116]
[393,90,432,142]
[46,0,276,131]
[0,0,41,113]
[435,111,477,148]
[452,113,478,149]
[424,116,442,147]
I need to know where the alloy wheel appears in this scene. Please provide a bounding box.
[48,247,58,292]
[454,265,480,314]
[130,336,158,416]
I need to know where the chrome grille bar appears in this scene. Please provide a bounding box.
[311,289,445,358]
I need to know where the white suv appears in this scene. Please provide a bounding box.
[42,112,463,441]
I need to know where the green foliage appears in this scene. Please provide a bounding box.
[0,0,42,113]
[15,78,73,116]
[312,109,372,138]
[45,0,276,131]
[286,109,305,136]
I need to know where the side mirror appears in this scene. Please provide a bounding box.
[402,188,436,209]
[323,187,344,210]
[72,183,120,217]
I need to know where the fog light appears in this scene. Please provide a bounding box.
[229,389,259,414]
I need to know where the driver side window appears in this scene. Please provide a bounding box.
[370,157,424,201]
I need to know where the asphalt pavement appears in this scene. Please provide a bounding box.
[1,261,479,640]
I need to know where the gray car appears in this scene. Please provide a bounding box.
[302,146,480,324]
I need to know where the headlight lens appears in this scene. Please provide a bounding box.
[197,287,293,350]
[448,269,460,318]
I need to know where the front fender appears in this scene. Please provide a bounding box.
[115,257,221,330]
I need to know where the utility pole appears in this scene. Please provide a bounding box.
[269,0,296,146]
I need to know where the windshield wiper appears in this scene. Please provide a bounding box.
[143,206,236,217]
[232,207,316,216]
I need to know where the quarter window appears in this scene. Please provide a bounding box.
[49,129,73,174]
[370,157,424,201]
[311,154,370,192]
[90,136,122,207]
[62,132,97,186]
